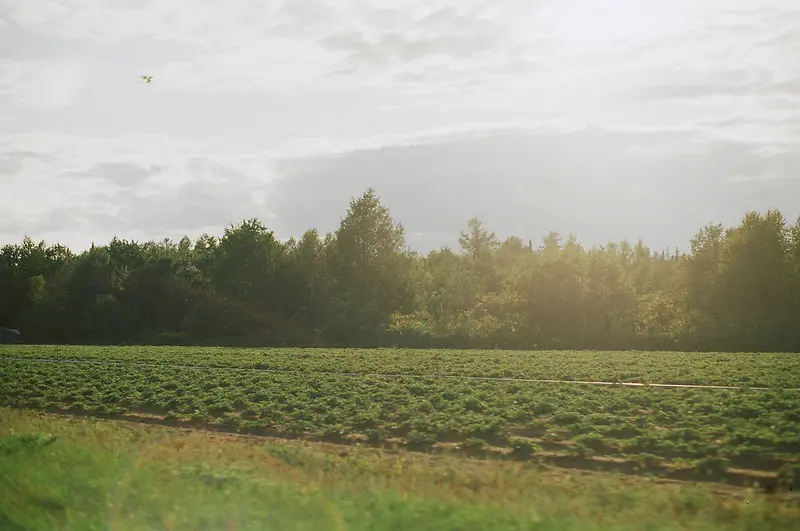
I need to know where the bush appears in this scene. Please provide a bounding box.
[405,430,437,449]
[461,438,487,451]
[574,432,607,450]
[635,453,665,469]
[777,463,800,488]
[695,456,729,476]
[509,437,540,456]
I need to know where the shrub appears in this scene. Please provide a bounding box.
[552,411,581,426]
[635,453,665,469]
[574,432,606,450]
[406,430,437,449]
[509,437,540,456]
[777,463,800,488]
[461,438,487,451]
[695,456,729,476]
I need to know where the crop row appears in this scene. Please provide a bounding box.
[3,345,800,388]
[2,359,799,470]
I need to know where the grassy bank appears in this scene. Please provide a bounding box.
[1,408,798,530]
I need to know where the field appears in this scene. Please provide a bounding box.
[4,408,799,531]
[2,345,799,495]
[6,344,800,387]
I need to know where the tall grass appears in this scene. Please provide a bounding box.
[1,408,797,530]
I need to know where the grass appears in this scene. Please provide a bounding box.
[1,408,798,530]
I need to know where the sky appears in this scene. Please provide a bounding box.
[1,0,798,254]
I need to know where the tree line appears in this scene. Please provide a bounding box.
[2,189,799,351]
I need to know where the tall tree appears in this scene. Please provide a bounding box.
[715,210,791,350]
[328,189,413,344]
[459,218,500,294]
[459,218,499,260]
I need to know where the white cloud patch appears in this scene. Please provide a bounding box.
[0,132,280,249]
[0,58,88,108]
[1,0,68,27]
[2,0,798,113]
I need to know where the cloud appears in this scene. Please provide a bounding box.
[629,3,800,105]
[2,120,799,253]
[4,164,274,248]
[643,73,800,101]
[62,162,167,189]
[3,0,797,118]
[2,0,800,253]
[0,152,27,175]
[0,133,203,182]
[0,58,88,108]
[1,0,545,97]
[109,169,274,234]
[696,115,800,145]
[1,0,285,45]
[0,132,282,249]
[267,126,800,252]
[316,3,515,69]
[0,0,68,27]
[320,31,496,68]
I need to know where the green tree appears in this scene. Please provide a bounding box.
[715,210,792,350]
[328,189,414,345]
[459,218,501,294]
[459,218,499,260]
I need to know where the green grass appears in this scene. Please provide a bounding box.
[1,408,798,530]
[4,344,800,387]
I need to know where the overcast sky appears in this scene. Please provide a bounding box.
[1,0,798,254]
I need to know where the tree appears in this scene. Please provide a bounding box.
[684,222,726,345]
[497,236,530,270]
[583,247,636,346]
[281,229,333,338]
[421,247,474,327]
[328,189,414,345]
[206,219,287,342]
[459,218,499,260]
[458,218,500,294]
[57,245,128,343]
[1,195,798,352]
[509,247,586,348]
[715,210,792,350]
[540,231,562,254]
[212,219,284,308]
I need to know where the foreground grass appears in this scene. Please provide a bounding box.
[1,409,798,530]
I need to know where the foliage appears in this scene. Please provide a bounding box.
[1,192,800,352]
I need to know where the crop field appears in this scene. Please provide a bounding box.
[1,345,799,491]
[5,345,800,387]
